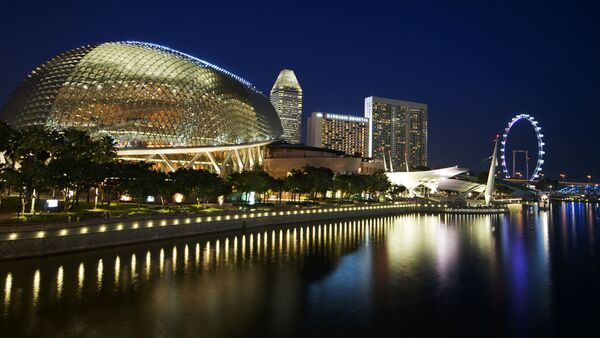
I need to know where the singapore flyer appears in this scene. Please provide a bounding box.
[499,113,545,181]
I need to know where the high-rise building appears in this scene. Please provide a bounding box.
[270,69,303,143]
[306,112,370,157]
[365,96,428,169]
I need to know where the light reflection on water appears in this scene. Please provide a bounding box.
[0,202,599,337]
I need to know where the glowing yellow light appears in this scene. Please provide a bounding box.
[36,231,45,238]
[173,193,184,203]
[145,252,151,277]
[97,259,104,289]
[131,254,137,276]
[8,233,17,240]
[159,249,164,274]
[147,221,153,227]
[57,266,64,297]
[114,256,120,286]
[78,263,85,290]
[133,222,139,229]
[60,229,68,236]
[80,227,88,234]
[5,273,12,307]
[117,224,123,231]
[32,270,40,305]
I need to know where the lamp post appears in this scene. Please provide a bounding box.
[560,173,565,181]
[587,175,592,182]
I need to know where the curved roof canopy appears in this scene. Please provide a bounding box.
[386,166,468,190]
[1,41,283,149]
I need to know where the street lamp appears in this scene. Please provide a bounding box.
[587,175,592,182]
[560,173,565,180]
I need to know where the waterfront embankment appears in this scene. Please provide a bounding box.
[0,203,507,260]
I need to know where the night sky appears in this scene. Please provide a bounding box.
[1,0,598,180]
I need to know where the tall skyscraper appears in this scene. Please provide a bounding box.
[365,96,428,169]
[270,69,303,143]
[306,112,369,157]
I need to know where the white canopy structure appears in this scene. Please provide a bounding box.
[437,178,485,194]
[386,166,468,196]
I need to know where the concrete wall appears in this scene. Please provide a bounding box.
[0,205,413,260]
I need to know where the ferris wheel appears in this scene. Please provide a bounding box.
[499,114,545,180]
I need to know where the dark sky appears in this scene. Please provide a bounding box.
[1,0,598,181]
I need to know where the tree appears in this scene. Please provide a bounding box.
[0,122,16,206]
[365,170,391,201]
[46,129,117,211]
[283,169,308,201]
[227,168,273,203]
[170,168,229,204]
[303,166,334,199]
[2,127,61,215]
[112,162,160,209]
[333,173,368,201]
[389,184,406,201]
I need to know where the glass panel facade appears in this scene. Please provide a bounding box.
[2,42,283,148]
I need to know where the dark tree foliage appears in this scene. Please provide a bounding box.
[170,168,229,204]
[302,166,335,199]
[227,168,274,203]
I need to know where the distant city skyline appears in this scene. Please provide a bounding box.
[0,1,598,180]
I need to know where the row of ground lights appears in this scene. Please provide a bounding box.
[5,204,415,241]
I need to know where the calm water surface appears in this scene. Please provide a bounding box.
[1,202,599,337]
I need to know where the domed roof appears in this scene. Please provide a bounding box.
[1,41,283,148]
[271,69,302,92]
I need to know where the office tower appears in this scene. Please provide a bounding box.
[270,69,303,143]
[365,96,428,169]
[307,112,370,157]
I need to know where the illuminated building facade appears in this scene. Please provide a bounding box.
[365,96,428,169]
[1,41,283,173]
[306,112,369,157]
[270,69,302,143]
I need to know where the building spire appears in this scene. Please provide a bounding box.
[485,137,499,206]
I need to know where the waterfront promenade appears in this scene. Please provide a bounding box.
[0,202,507,260]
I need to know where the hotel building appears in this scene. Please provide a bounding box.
[365,96,428,169]
[306,112,370,157]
